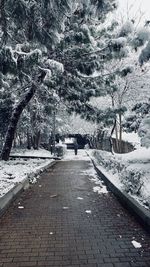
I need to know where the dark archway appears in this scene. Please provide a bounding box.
[67,134,88,149]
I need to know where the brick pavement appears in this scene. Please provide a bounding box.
[0,151,150,267]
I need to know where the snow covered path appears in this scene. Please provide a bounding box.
[0,152,150,266]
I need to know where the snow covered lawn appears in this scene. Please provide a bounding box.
[10,148,53,158]
[0,149,54,197]
[91,147,150,209]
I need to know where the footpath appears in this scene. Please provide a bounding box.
[0,151,150,267]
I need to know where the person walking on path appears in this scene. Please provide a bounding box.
[74,141,78,155]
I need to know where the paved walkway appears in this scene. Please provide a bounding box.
[0,151,150,267]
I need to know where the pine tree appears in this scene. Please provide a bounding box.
[0,0,72,159]
[0,0,118,160]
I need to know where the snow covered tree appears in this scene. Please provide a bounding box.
[0,0,120,159]
[87,18,150,152]
[0,0,73,159]
[123,101,150,133]
[134,24,150,148]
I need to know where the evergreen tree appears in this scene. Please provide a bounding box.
[124,101,150,133]
[0,0,118,160]
[0,0,73,159]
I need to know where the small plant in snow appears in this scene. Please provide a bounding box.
[120,167,144,195]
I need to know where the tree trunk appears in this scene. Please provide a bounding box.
[27,130,32,149]
[1,84,36,160]
[37,131,41,149]
[34,131,41,150]
[110,119,117,154]
[119,112,122,153]
[13,132,17,148]
[18,134,23,147]
[111,95,119,153]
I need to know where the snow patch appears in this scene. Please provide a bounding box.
[10,148,52,158]
[93,185,108,194]
[63,150,89,161]
[131,240,142,248]
[85,210,92,214]
[0,149,54,197]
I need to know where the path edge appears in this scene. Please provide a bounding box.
[89,155,150,232]
[0,160,56,217]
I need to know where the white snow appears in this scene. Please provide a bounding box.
[114,132,141,149]
[64,138,75,144]
[131,240,142,248]
[93,185,108,194]
[10,148,52,158]
[0,149,54,197]
[81,167,98,179]
[120,147,150,162]
[63,149,89,161]
[91,147,150,208]
[80,161,109,194]
[46,59,64,73]
[85,210,92,214]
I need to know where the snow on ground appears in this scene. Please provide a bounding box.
[91,147,150,208]
[64,150,108,195]
[93,185,108,194]
[132,240,142,249]
[85,210,92,214]
[63,149,89,161]
[80,162,109,194]
[10,148,52,158]
[0,149,54,197]
[118,132,141,149]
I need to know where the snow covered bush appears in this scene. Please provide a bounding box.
[92,148,150,208]
[139,40,150,65]
[120,166,144,195]
[119,21,134,37]
[55,143,67,157]
[93,150,125,174]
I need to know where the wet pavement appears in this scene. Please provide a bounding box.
[0,151,150,267]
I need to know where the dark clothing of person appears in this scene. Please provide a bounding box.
[74,143,78,155]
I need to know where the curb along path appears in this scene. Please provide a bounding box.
[0,153,150,267]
